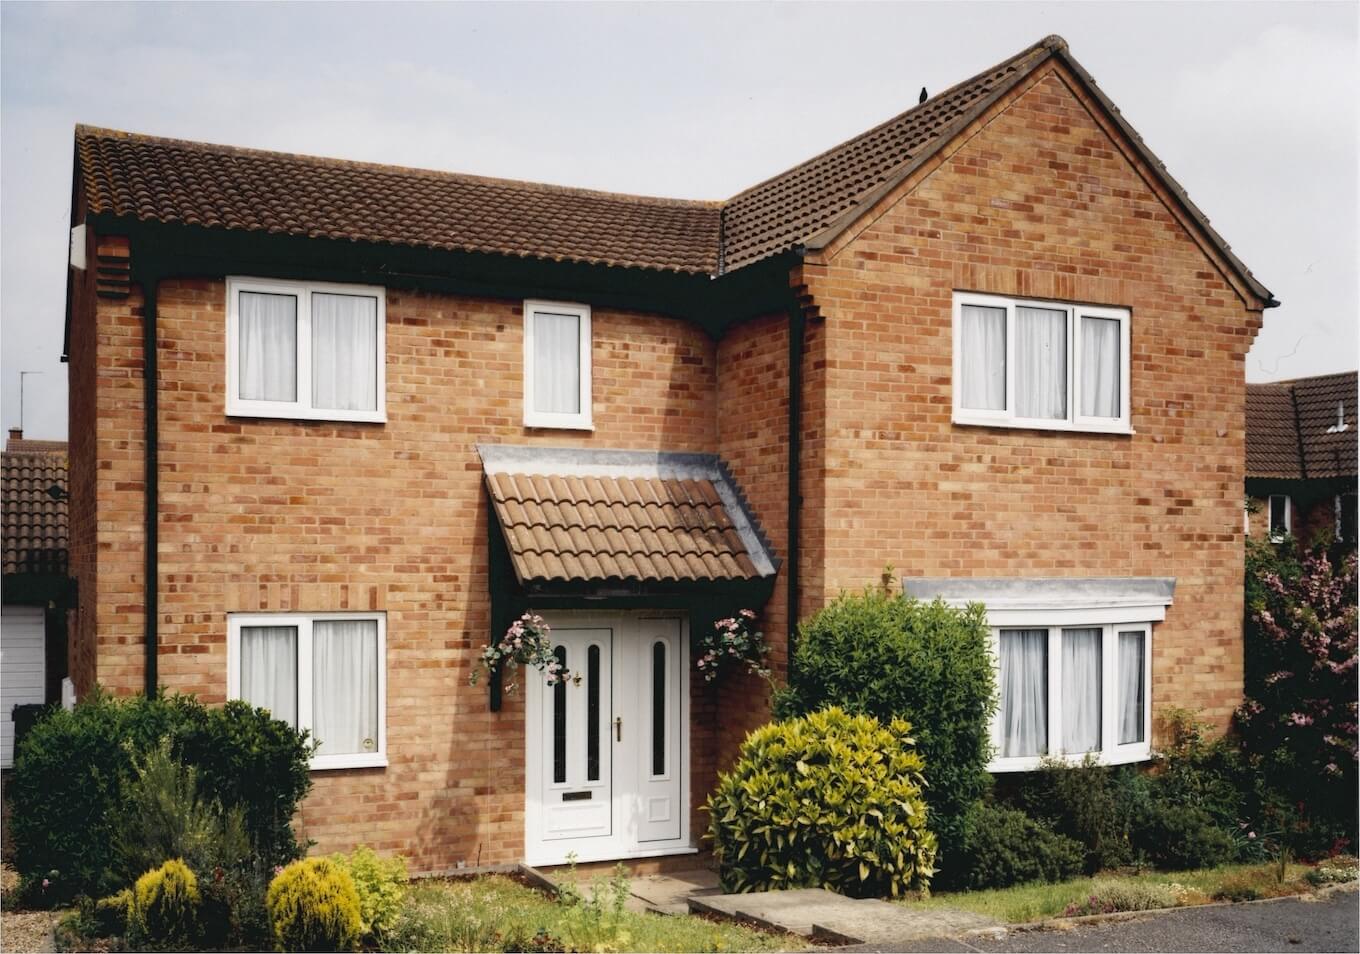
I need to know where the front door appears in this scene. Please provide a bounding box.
[525,613,690,865]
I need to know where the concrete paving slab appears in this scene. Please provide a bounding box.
[627,868,722,915]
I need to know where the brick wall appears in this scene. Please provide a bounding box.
[799,61,1265,734]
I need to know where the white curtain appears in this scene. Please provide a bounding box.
[239,292,297,402]
[533,311,581,414]
[240,626,297,727]
[960,305,1006,410]
[1081,317,1120,417]
[1062,628,1102,753]
[313,620,379,756]
[312,294,378,411]
[1119,631,1145,744]
[1015,306,1067,419]
[1000,629,1047,757]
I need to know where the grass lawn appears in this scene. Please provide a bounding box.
[900,861,1336,925]
[388,874,804,953]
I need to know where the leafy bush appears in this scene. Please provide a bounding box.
[267,858,362,953]
[778,582,994,872]
[949,802,1084,890]
[199,860,274,950]
[706,707,937,898]
[1132,803,1235,871]
[332,846,408,941]
[1015,757,1132,873]
[9,689,312,902]
[1061,879,1176,917]
[130,859,201,946]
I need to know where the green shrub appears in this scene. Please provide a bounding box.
[706,707,937,898]
[1062,879,1177,917]
[92,889,133,937]
[331,846,408,941]
[199,860,274,950]
[949,802,1085,890]
[130,859,201,945]
[266,858,362,953]
[9,689,312,902]
[1132,802,1235,871]
[778,583,994,873]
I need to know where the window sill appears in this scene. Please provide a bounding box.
[310,753,388,772]
[953,414,1134,436]
[988,744,1151,773]
[228,407,387,425]
[522,417,595,432]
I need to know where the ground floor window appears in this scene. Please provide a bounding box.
[1269,494,1292,541]
[227,612,386,770]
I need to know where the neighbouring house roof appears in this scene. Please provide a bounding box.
[2,441,69,577]
[478,445,777,586]
[1247,371,1358,481]
[71,36,1274,304]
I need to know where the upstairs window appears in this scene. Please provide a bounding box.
[1268,494,1292,542]
[227,278,386,423]
[523,300,592,430]
[953,292,1131,433]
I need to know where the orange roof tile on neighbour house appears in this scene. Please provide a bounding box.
[71,36,1274,304]
[1247,372,1358,481]
[2,441,69,577]
[479,446,777,586]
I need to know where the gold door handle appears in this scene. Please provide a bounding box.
[614,716,623,742]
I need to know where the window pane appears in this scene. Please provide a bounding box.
[1061,628,1102,754]
[1015,306,1067,419]
[532,311,581,414]
[552,646,567,784]
[960,305,1006,410]
[586,645,600,782]
[239,292,297,402]
[312,619,379,757]
[1269,496,1289,537]
[1118,631,1145,744]
[652,641,666,777]
[240,626,297,727]
[1341,494,1358,543]
[1080,317,1120,417]
[313,293,378,411]
[999,629,1047,757]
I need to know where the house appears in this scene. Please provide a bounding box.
[62,35,1275,871]
[1,429,73,767]
[1246,371,1357,548]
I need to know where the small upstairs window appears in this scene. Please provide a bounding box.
[227,278,386,423]
[523,300,592,430]
[1268,494,1292,542]
[953,292,1131,434]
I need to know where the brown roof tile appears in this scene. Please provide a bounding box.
[3,444,69,576]
[1247,372,1357,480]
[479,446,777,585]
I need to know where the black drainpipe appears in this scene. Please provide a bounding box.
[786,299,805,663]
[142,270,160,697]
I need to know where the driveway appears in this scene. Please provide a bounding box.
[837,888,1359,953]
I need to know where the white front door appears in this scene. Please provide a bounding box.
[525,613,691,865]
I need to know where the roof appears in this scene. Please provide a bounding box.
[478,445,777,586]
[71,36,1274,305]
[2,442,69,577]
[1247,371,1357,480]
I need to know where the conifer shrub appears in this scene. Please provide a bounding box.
[331,846,408,942]
[266,858,363,953]
[130,859,201,946]
[706,707,937,898]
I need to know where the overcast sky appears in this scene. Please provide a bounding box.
[2,1,1356,441]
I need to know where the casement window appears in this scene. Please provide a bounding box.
[227,612,387,770]
[1337,493,1357,543]
[523,300,592,430]
[1268,494,1292,541]
[992,622,1151,771]
[953,291,1131,433]
[226,278,386,423]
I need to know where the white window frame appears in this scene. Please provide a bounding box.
[1268,494,1292,541]
[226,277,387,423]
[227,611,388,771]
[952,291,1132,434]
[988,619,1152,773]
[523,299,593,430]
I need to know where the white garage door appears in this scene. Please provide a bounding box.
[2,605,46,768]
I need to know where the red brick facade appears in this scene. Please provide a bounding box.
[68,58,1267,871]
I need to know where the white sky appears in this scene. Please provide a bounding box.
[2,1,1357,441]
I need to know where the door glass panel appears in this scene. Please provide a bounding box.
[652,640,666,776]
[587,645,600,782]
[552,646,567,784]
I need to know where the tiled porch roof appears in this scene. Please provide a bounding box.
[2,443,69,577]
[478,445,777,586]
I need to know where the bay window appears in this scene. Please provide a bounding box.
[953,291,1130,433]
[228,612,387,770]
[227,278,386,423]
[523,300,592,429]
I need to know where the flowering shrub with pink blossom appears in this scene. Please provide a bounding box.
[470,613,568,692]
[696,610,770,684]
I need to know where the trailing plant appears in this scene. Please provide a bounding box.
[777,575,995,877]
[331,845,408,942]
[706,707,937,898]
[471,613,568,692]
[696,609,771,684]
[266,858,363,953]
[946,802,1084,890]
